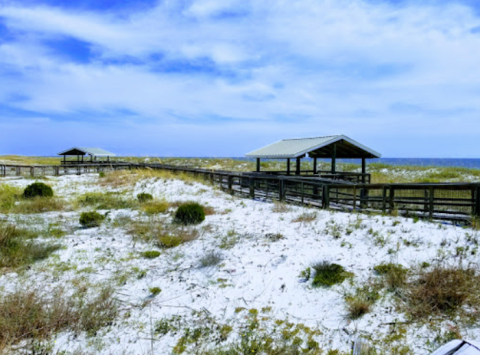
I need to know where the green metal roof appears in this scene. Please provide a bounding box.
[245,135,381,159]
[57,147,116,157]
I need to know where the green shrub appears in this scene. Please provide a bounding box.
[142,250,161,259]
[99,171,106,178]
[149,287,162,296]
[137,193,153,203]
[174,202,205,225]
[79,211,105,228]
[311,262,350,287]
[23,182,53,199]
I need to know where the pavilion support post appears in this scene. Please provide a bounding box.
[331,143,337,174]
[107,156,110,162]
[362,158,366,183]
[77,155,79,163]
[287,159,291,176]
[256,158,260,172]
[313,158,318,174]
[82,155,84,163]
[91,155,93,163]
[63,155,66,164]
[296,157,301,175]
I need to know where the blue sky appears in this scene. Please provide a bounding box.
[1,0,480,157]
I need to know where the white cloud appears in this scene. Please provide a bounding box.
[1,0,480,156]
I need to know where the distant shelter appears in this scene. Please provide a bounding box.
[58,147,116,164]
[245,135,381,183]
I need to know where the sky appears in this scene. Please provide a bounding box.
[1,0,480,157]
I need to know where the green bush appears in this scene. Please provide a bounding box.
[149,287,162,296]
[79,211,105,228]
[23,182,53,199]
[99,171,106,178]
[174,202,205,225]
[137,193,153,203]
[142,250,161,259]
[311,261,350,287]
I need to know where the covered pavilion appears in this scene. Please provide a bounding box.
[245,135,381,179]
[57,147,116,164]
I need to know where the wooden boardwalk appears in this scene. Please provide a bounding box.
[1,162,479,224]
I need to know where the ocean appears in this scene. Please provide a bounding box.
[235,158,480,169]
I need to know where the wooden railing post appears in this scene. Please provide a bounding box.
[475,186,480,217]
[389,187,395,214]
[322,185,330,209]
[429,186,434,219]
[279,179,286,202]
[381,186,387,213]
[228,176,233,193]
[249,177,255,199]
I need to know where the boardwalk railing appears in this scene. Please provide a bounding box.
[1,162,479,224]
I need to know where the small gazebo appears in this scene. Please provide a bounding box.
[245,135,381,178]
[58,147,116,164]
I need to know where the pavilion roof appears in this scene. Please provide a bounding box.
[57,147,116,157]
[245,135,381,159]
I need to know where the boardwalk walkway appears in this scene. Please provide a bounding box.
[1,162,479,224]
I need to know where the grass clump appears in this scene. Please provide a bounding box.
[137,193,153,203]
[158,235,183,248]
[0,184,21,212]
[199,251,223,268]
[23,182,53,198]
[311,261,351,287]
[406,263,480,319]
[0,224,60,270]
[174,202,205,225]
[79,211,105,228]
[77,192,138,210]
[142,250,161,259]
[345,284,381,320]
[374,263,408,292]
[0,286,118,350]
[142,200,169,215]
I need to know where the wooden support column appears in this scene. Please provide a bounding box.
[81,155,84,163]
[313,158,318,174]
[331,143,337,174]
[63,155,66,164]
[77,155,79,163]
[287,159,291,176]
[362,158,366,183]
[296,157,301,175]
[256,158,260,172]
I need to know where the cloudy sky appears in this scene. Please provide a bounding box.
[1,0,480,157]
